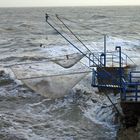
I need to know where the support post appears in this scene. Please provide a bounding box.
[135,85,138,101]
[100,53,105,67]
[115,46,122,99]
[92,69,96,86]
[129,72,132,83]
[104,34,107,67]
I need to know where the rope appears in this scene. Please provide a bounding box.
[49,15,82,45]
[15,71,91,81]
[6,54,82,67]
[54,14,104,67]
[46,15,105,69]
[59,15,104,35]
[56,14,92,52]
[47,14,105,57]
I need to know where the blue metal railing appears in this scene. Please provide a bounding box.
[121,71,140,101]
[89,51,136,68]
[129,71,140,83]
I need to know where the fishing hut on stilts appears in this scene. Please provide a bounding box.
[45,13,140,127]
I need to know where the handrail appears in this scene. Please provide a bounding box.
[89,50,136,67]
[121,71,140,101]
[121,52,136,66]
[129,71,140,83]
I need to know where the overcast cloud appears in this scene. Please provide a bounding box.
[0,0,140,7]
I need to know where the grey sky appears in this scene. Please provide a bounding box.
[0,0,140,7]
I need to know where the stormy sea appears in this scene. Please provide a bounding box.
[0,6,140,140]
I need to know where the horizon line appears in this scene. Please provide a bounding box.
[0,5,140,8]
